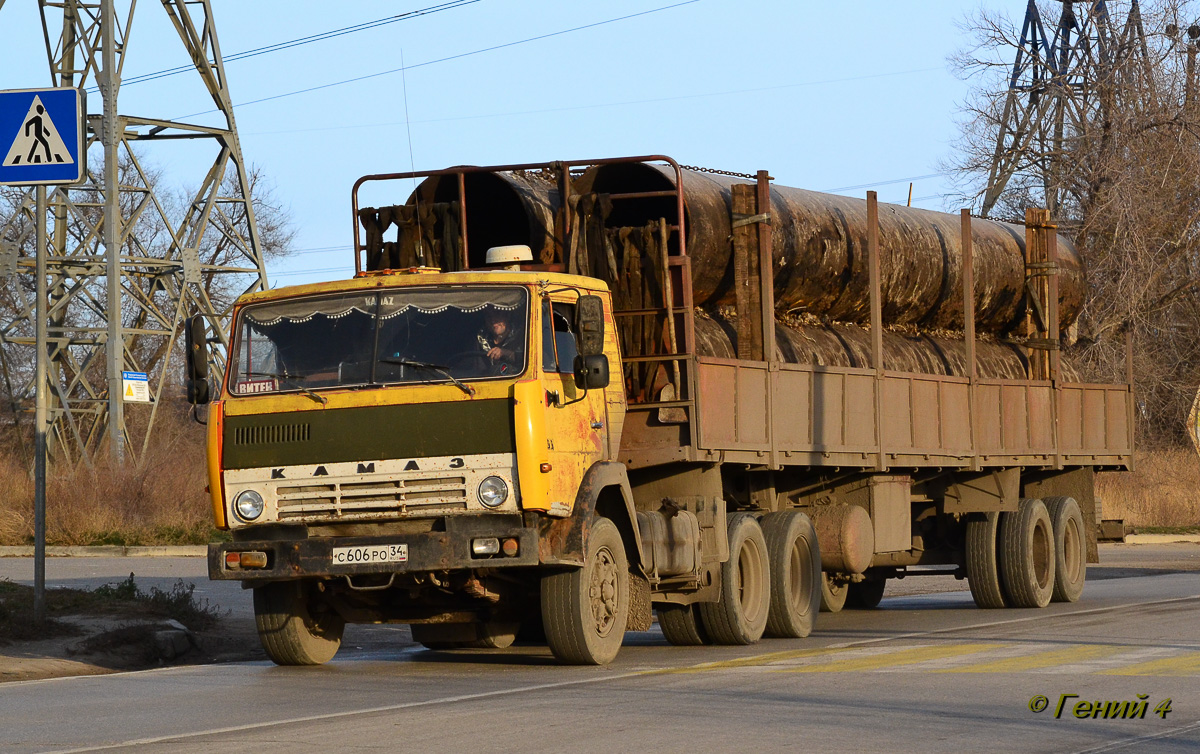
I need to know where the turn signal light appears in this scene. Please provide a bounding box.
[226,551,268,569]
[501,538,519,557]
[539,462,552,473]
[240,551,268,568]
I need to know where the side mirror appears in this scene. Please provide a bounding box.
[574,354,609,390]
[575,294,605,357]
[185,315,210,405]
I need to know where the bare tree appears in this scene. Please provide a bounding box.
[949,0,1200,446]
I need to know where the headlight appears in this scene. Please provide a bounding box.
[234,489,265,521]
[477,476,509,508]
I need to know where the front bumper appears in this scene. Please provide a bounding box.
[209,514,539,582]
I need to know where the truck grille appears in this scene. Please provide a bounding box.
[274,474,469,521]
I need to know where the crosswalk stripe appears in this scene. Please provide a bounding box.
[936,643,1125,674]
[770,643,1005,673]
[1100,651,1200,677]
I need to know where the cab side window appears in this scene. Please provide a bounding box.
[541,300,578,374]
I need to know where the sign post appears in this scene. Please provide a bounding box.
[1,86,86,622]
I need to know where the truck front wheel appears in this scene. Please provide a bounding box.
[253,581,345,666]
[541,516,629,665]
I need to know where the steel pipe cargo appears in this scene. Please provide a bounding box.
[692,309,1074,380]
[575,163,1084,334]
[405,170,561,267]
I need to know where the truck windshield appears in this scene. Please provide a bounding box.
[230,286,528,395]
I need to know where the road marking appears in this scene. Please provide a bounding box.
[1071,718,1200,753]
[47,671,652,753]
[936,643,1126,674]
[1100,650,1200,677]
[768,643,1004,673]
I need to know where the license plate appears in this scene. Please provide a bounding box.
[332,544,409,565]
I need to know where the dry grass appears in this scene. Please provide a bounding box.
[1097,448,1200,528]
[0,405,218,546]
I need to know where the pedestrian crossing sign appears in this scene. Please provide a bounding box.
[0,87,85,186]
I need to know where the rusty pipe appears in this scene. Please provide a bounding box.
[404,169,562,267]
[694,310,1077,380]
[576,164,1084,335]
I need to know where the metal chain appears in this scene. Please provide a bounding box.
[679,164,761,180]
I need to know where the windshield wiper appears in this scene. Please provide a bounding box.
[380,358,475,397]
[244,371,328,405]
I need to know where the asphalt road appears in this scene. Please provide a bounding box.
[1,545,1198,753]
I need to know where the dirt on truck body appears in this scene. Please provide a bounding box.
[189,156,1131,666]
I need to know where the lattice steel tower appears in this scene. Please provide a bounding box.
[0,0,267,464]
[981,0,1154,217]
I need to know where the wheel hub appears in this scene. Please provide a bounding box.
[589,546,619,637]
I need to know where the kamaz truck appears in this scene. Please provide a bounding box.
[190,156,1131,665]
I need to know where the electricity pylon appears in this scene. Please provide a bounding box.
[0,0,268,465]
[981,0,1154,217]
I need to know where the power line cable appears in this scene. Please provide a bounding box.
[242,65,945,137]
[93,0,481,92]
[176,0,701,119]
[824,173,945,192]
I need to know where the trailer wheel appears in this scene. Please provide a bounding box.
[700,513,772,644]
[965,511,1009,609]
[253,581,345,666]
[1000,498,1055,608]
[846,577,886,609]
[820,573,848,613]
[656,603,710,645]
[541,516,629,665]
[1044,496,1086,603]
[760,511,820,639]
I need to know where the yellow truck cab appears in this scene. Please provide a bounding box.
[198,259,634,665]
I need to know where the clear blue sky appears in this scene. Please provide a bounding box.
[0,0,994,287]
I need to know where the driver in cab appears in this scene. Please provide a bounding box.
[481,309,523,375]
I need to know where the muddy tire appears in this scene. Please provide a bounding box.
[541,517,629,665]
[966,511,1008,609]
[1000,498,1056,608]
[1044,496,1086,603]
[699,513,771,645]
[846,577,886,609]
[820,573,849,613]
[657,603,710,646]
[253,581,345,666]
[759,511,819,639]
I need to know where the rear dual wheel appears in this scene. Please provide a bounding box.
[1000,498,1056,608]
[761,511,821,639]
[1044,496,1086,603]
[699,513,772,644]
[820,573,849,613]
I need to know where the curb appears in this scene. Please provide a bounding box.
[0,545,207,558]
[1122,534,1200,545]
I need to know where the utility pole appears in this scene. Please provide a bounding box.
[0,1,269,465]
[100,0,124,464]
